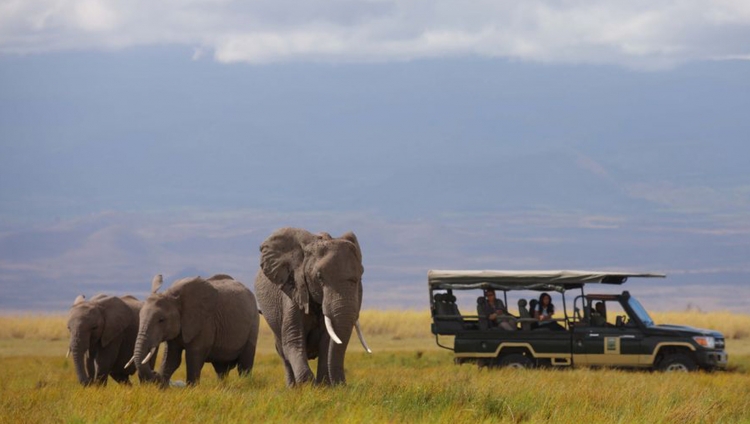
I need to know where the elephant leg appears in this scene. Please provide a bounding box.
[159,342,183,385]
[88,352,109,386]
[93,373,108,386]
[281,311,314,386]
[85,351,96,383]
[273,340,296,387]
[110,373,131,385]
[315,328,332,386]
[237,339,257,377]
[94,341,122,387]
[282,360,296,387]
[93,362,109,385]
[281,342,314,386]
[212,362,231,380]
[184,348,208,385]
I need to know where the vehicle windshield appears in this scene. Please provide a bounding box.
[628,297,654,327]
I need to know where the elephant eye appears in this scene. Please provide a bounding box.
[158,317,165,323]
[91,326,98,330]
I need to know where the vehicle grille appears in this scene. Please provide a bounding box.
[715,338,725,349]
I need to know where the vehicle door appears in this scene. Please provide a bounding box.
[572,300,644,367]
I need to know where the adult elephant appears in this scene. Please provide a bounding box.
[132,274,259,387]
[66,294,148,386]
[255,227,371,387]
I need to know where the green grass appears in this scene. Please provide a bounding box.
[1,311,749,423]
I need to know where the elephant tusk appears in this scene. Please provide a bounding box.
[355,320,372,354]
[141,347,156,365]
[324,316,343,345]
[124,356,135,369]
[66,349,70,359]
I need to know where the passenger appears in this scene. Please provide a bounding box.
[534,292,565,331]
[478,289,515,331]
[591,301,607,327]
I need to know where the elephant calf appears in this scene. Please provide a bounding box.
[66,294,148,386]
[132,274,260,387]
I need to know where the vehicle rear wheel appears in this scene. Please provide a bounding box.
[499,353,533,369]
[658,353,697,372]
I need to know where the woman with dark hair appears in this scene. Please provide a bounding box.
[535,292,565,331]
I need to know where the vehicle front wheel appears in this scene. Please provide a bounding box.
[499,354,533,369]
[658,353,697,372]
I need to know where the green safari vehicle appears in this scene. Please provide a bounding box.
[429,270,728,371]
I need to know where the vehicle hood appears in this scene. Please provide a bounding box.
[650,324,723,338]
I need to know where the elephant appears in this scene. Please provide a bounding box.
[255,227,371,387]
[66,294,148,386]
[132,273,260,387]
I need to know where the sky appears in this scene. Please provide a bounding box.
[1,1,750,313]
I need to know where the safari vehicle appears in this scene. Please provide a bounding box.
[429,270,728,371]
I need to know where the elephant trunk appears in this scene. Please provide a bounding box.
[133,329,158,383]
[70,333,91,386]
[325,310,357,386]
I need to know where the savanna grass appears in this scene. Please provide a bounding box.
[3,310,748,344]
[1,310,749,423]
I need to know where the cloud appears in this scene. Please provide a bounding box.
[626,183,750,214]
[1,1,749,68]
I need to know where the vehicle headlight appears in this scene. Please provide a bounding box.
[693,336,716,349]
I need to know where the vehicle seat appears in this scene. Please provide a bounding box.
[518,299,531,331]
[433,293,465,335]
[477,296,490,330]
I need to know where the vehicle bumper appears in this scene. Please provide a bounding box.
[697,350,728,369]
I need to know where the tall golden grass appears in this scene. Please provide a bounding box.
[1,347,749,423]
[2,309,748,342]
[0,314,69,341]
[651,311,750,339]
[1,310,749,423]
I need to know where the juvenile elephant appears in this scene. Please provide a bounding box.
[66,294,146,386]
[255,227,371,387]
[133,274,259,387]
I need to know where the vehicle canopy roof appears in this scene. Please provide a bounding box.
[428,270,665,292]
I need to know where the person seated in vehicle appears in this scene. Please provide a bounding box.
[477,289,515,331]
[533,292,565,331]
[590,301,607,327]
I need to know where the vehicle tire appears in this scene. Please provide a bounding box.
[658,353,697,372]
[499,353,533,369]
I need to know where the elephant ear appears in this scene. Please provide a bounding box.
[151,274,163,294]
[341,231,365,312]
[260,227,317,313]
[340,231,363,264]
[98,296,133,348]
[176,277,218,344]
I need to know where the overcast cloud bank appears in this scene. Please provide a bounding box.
[2,1,750,68]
